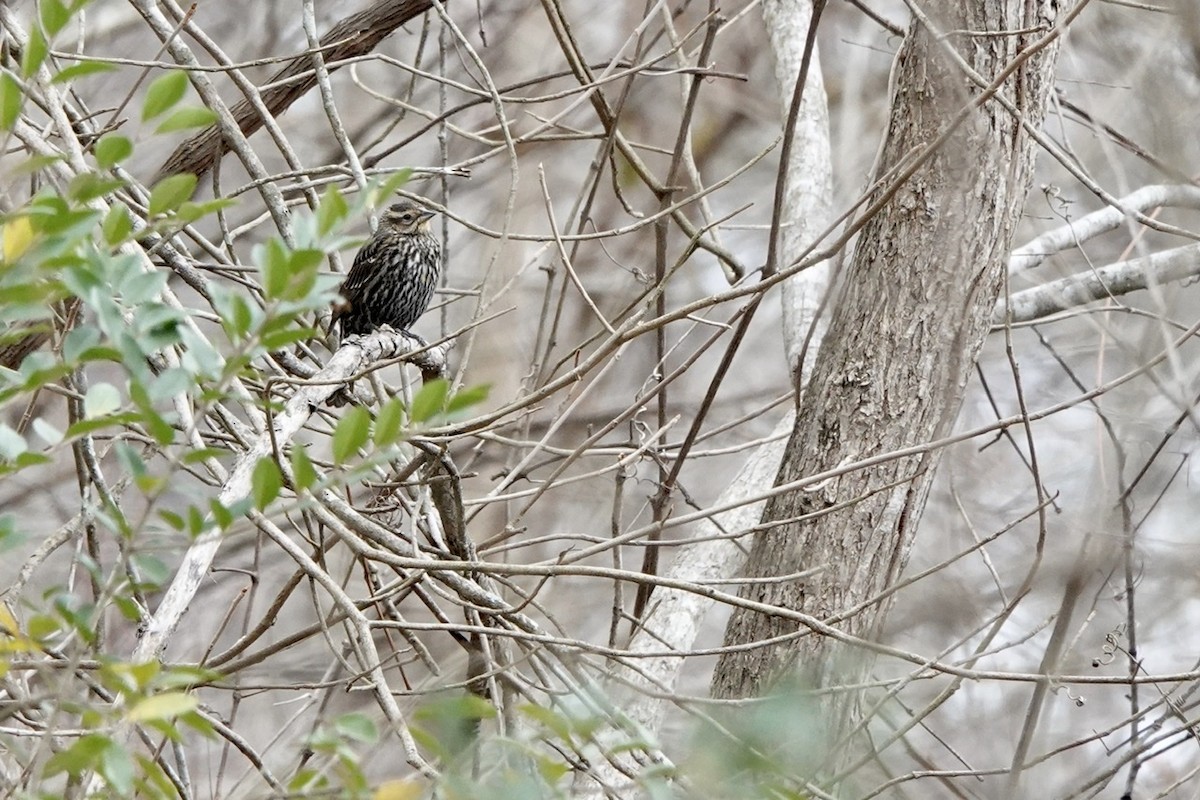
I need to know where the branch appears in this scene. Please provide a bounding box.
[1010,184,1200,273]
[154,0,433,182]
[133,332,446,662]
[998,242,1200,324]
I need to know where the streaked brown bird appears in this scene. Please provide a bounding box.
[331,198,442,341]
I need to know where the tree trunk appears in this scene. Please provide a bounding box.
[711,0,1071,722]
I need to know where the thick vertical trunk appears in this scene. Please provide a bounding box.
[711,0,1070,715]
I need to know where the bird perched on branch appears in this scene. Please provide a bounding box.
[326,198,442,407]
[331,198,442,341]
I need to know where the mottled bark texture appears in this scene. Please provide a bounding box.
[712,0,1067,705]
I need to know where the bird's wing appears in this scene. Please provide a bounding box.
[340,238,382,297]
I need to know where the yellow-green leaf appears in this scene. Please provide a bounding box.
[40,0,71,35]
[373,397,406,446]
[0,73,22,129]
[21,28,48,78]
[148,173,197,216]
[94,134,133,169]
[155,106,217,134]
[373,779,422,800]
[127,691,198,722]
[409,379,449,423]
[0,603,37,654]
[251,456,282,509]
[83,382,120,418]
[2,216,35,264]
[290,445,318,491]
[332,406,370,462]
[142,70,189,120]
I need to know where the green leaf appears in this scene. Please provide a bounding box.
[40,0,71,35]
[409,379,449,423]
[67,172,124,203]
[371,169,413,207]
[127,691,198,722]
[31,417,62,446]
[121,268,169,305]
[52,60,116,84]
[333,712,378,743]
[281,248,323,301]
[21,28,48,78]
[101,205,132,245]
[148,173,197,216]
[250,456,282,509]
[258,238,288,299]
[290,445,318,491]
[174,196,235,225]
[373,397,406,446]
[185,505,204,537]
[0,425,27,460]
[331,406,370,462]
[0,73,22,130]
[260,325,314,351]
[96,739,134,795]
[145,411,175,448]
[141,70,189,120]
[83,382,120,418]
[2,215,35,264]
[43,734,134,794]
[114,442,146,478]
[316,185,349,237]
[520,703,574,741]
[208,499,232,531]
[45,733,106,778]
[0,515,23,552]
[179,709,216,738]
[179,324,224,378]
[259,242,323,303]
[155,105,217,133]
[6,154,62,178]
[94,134,133,168]
[446,383,490,415]
[182,447,228,465]
[214,289,255,339]
[159,509,184,530]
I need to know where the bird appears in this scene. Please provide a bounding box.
[326,199,442,407]
[330,198,442,341]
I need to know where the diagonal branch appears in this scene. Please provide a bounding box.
[999,242,1200,324]
[154,0,433,182]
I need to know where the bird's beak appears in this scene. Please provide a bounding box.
[417,209,436,223]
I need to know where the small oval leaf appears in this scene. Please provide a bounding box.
[83,382,121,418]
[409,379,449,423]
[2,216,35,264]
[372,398,405,446]
[142,70,189,120]
[0,73,22,130]
[155,106,218,134]
[94,134,133,169]
[148,173,197,216]
[251,457,282,509]
[290,445,318,491]
[332,406,371,462]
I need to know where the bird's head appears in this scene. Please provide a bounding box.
[381,199,436,235]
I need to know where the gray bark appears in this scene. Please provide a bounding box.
[711,0,1072,722]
